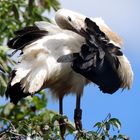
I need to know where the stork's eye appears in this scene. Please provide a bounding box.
[68,16,72,22]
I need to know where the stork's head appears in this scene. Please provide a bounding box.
[55,9,86,34]
[55,9,123,47]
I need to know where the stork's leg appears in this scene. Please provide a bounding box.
[59,97,66,139]
[74,94,82,131]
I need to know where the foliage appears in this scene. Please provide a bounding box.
[0,0,129,140]
[0,99,129,140]
[0,46,15,96]
[0,0,61,45]
[0,91,63,140]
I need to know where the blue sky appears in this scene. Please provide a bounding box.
[0,0,140,139]
[47,0,140,139]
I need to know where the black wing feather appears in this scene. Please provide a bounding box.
[7,26,48,50]
[14,26,40,35]
[57,53,79,63]
[58,17,123,94]
[5,70,30,104]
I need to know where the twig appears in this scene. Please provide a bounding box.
[0,117,16,131]
[0,117,26,138]
[0,129,9,136]
[96,113,111,135]
[9,130,26,138]
[103,113,111,123]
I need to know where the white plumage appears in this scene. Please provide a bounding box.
[6,9,133,135]
[13,27,86,97]
[10,9,133,97]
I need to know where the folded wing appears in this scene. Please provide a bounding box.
[57,18,129,94]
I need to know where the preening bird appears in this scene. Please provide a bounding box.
[5,9,133,137]
[57,17,133,93]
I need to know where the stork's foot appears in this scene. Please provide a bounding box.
[59,118,66,140]
[74,108,82,131]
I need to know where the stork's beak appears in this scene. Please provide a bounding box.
[55,9,88,38]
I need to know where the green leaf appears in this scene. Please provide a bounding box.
[3,103,15,116]
[109,118,121,130]
[118,134,128,139]
[94,122,103,128]
[28,0,34,16]
[12,4,19,20]
[0,46,9,53]
[66,122,76,134]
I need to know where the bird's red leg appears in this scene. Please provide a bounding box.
[74,94,82,131]
[59,97,66,139]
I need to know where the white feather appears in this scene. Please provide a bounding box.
[11,23,85,97]
[11,9,133,99]
[117,55,133,89]
[35,21,62,34]
[11,61,32,86]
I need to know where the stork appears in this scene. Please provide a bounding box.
[5,9,133,138]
